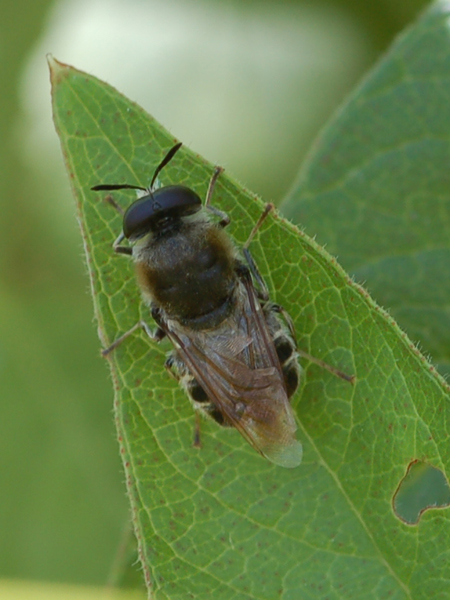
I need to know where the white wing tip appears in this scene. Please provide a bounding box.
[264,440,303,469]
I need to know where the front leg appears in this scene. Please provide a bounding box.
[102,319,166,357]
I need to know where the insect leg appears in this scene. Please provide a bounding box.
[269,304,354,383]
[205,166,230,228]
[98,194,133,255]
[243,203,274,250]
[207,204,230,228]
[104,193,125,215]
[111,232,132,256]
[102,320,166,357]
[194,413,202,448]
[205,166,224,206]
[296,347,355,383]
[240,203,275,301]
[240,203,356,385]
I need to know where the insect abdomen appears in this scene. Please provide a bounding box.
[264,304,301,399]
[165,304,301,428]
[165,353,230,426]
[274,334,300,398]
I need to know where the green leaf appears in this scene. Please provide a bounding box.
[282,1,450,376]
[50,48,450,600]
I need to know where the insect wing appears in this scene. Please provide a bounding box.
[165,279,303,468]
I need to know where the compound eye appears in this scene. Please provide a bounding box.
[123,195,155,239]
[123,185,202,239]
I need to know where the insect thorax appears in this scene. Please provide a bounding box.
[134,217,237,327]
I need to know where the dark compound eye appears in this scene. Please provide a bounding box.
[123,185,202,239]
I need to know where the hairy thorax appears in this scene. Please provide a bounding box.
[134,219,236,327]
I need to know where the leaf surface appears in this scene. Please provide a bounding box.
[50,49,450,599]
[283,1,450,376]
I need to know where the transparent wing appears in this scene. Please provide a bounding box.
[163,277,302,468]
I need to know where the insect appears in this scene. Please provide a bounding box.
[92,143,352,468]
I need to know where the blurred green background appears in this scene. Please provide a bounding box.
[0,0,430,591]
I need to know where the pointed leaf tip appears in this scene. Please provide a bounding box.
[47,55,73,85]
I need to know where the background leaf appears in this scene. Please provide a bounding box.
[283,0,450,376]
[51,46,450,600]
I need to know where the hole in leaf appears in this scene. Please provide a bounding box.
[393,460,450,525]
